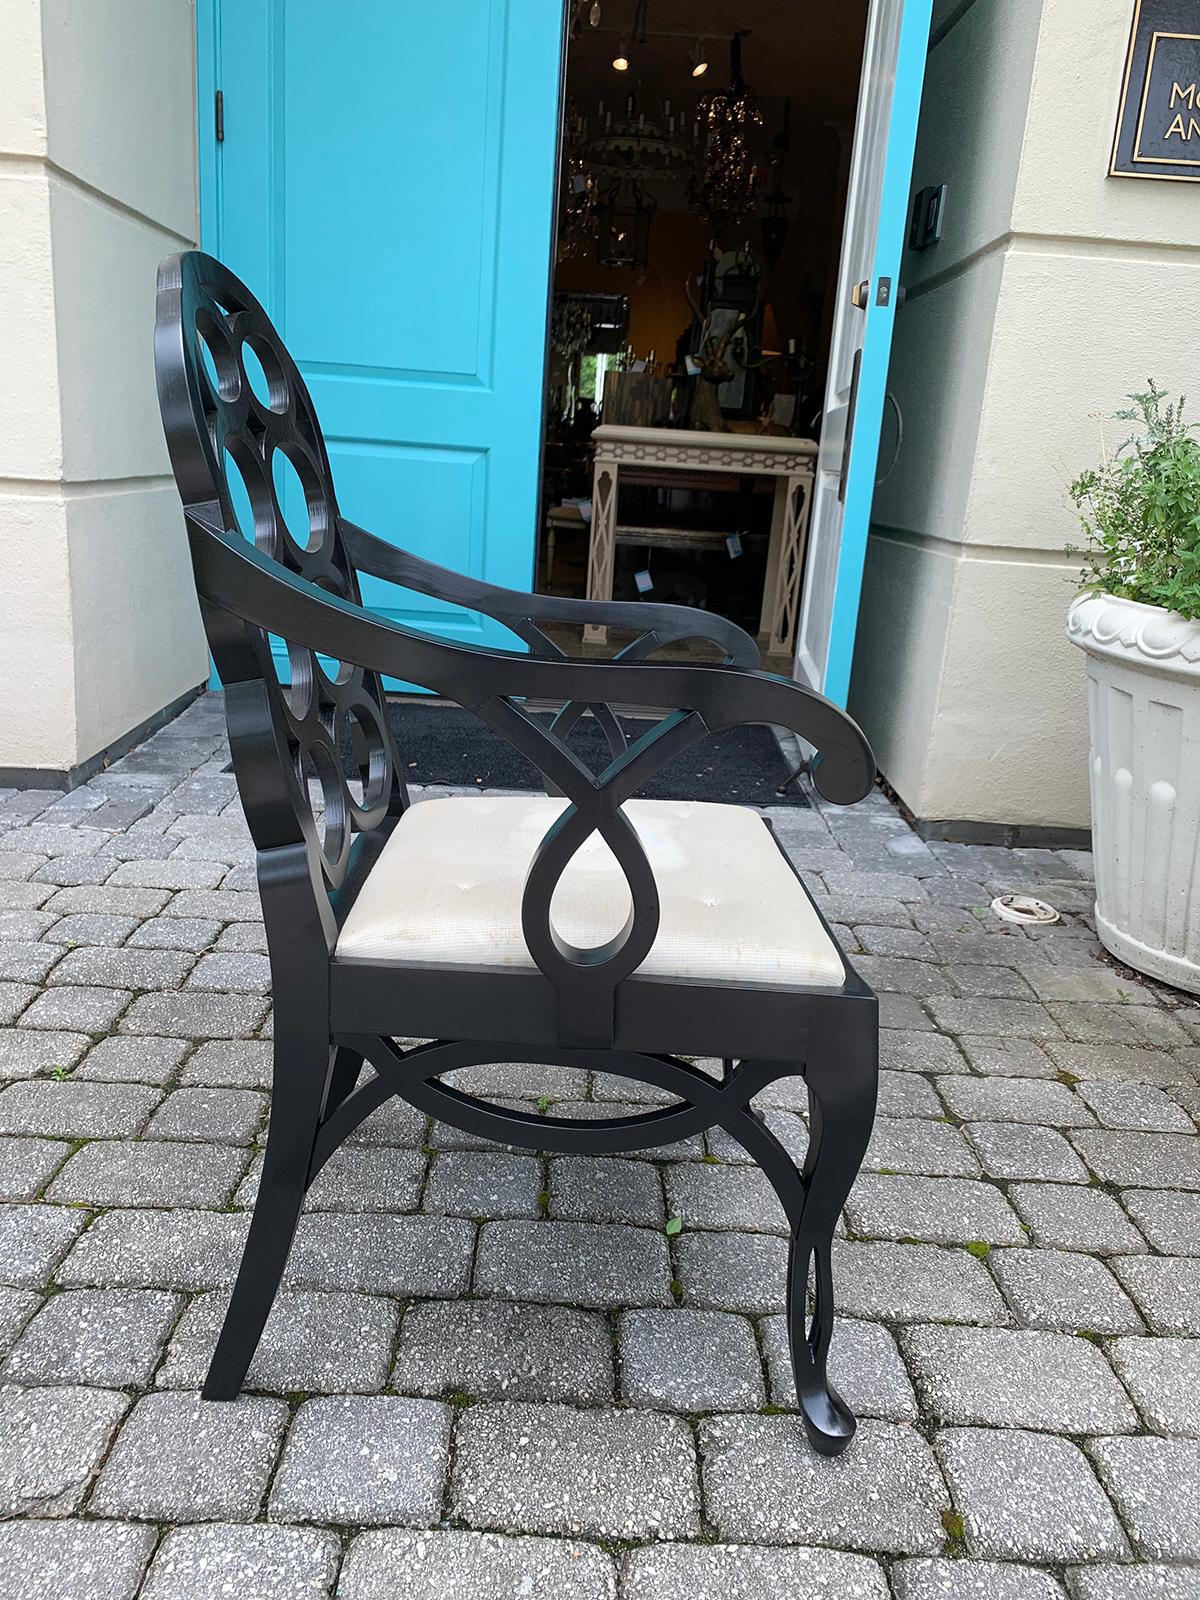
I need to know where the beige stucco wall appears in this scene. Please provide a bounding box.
[0,0,208,779]
[851,0,1200,831]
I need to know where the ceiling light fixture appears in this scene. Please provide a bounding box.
[612,39,630,70]
[690,38,709,77]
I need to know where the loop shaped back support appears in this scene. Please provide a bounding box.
[155,251,405,893]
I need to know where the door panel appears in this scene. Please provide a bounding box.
[795,0,933,705]
[203,0,564,659]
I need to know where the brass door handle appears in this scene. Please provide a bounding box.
[850,279,870,309]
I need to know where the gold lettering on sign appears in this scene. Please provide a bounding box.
[1165,110,1200,139]
[1170,80,1197,107]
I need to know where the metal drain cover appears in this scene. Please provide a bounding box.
[991,893,1060,926]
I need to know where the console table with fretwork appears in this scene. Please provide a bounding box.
[583,424,818,654]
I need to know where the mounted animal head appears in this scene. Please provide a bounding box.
[684,273,762,386]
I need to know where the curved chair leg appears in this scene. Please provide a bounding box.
[202,1034,331,1400]
[788,1019,877,1455]
[731,1022,876,1455]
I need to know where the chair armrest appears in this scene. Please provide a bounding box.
[192,518,874,806]
[339,518,761,669]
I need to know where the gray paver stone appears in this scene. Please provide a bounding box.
[451,1401,700,1540]
[391,1297,614,1404]
[186,951,272,993]
[91,1391,287,1520]
[75,1035,190,1084]
[126,916,221,952]
[46,947,195,991]
[144,1085,266,1144]
[423,1151,542,1219]
[0,1384,128,1516]
[0,1027,89,1079]
[1076,1079,1195,1133]
[47,1139,248,1208]
[893,1559,1067,1598]
[3,1289,182,1386]
[474,1219,672,1308]
[1010,1182,1146,1254]
[18,985,132,1032]
[159,1288,397,1393]
[620,1542,889,1599]
[1120,1188,1200,1254]
[0,1079,161,1138]
[992,1248,1145,1333]
[1067,1565,1200,1599]
[0,1203,87,1285]
[701,1415,947,1553]
[936,1428,1128,1562]
[901,1324,1137,1431]
[966,1122,1090,1183]
[663,1162,785,1233]
[268,1394,450,1525]
[140,1524,340,1600]
[283,1214,473,1296]
[864,1117,980,1177]
[1070,1129,1200,1190]
[549,1155,664,1225]
[119,991,268,1039]
[674,1230,788,1313]
[1108,1335,1200,1437]
[926,997,1063,1040]
[339,1529,617,1600]
[958,1038,1058,1078]
[1111,1255,1200,1335]
[830,1240,1011,1325]
[880,1030,969,1075]
[0,1520,155,1600]
[179,1038,273,1088]
[845,1174,1025,1246]
[0,1135,70,1198]
[936,1076,1093,1126]
[1047,1041,1198,1089]
[1088,1437,1200,1560]
[57,1208,250,1289]
[619,1308,764,1411]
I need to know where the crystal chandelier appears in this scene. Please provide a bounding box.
[693,31,763,230]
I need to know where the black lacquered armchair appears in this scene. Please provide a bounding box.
[154,251,878,1456]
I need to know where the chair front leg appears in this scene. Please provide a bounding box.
[730,1011,876,1455]
[786,1065,875,1454]
[202,1028,331,1400]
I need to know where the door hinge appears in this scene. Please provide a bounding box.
[214,90,225,143]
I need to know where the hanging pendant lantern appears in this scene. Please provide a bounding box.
[595,178,656,268]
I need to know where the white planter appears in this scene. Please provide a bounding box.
[1067,591,1200,994]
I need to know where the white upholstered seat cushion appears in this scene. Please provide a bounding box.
[335,795,844,989]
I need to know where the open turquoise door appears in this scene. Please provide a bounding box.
[794,0,933,707]
[196,0,564,662]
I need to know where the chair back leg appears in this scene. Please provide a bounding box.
[202,1029,332,1400]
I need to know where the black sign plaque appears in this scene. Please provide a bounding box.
[1112,0,1200,180]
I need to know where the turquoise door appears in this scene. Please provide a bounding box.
[793,0,933,706]
[196,0,564,655]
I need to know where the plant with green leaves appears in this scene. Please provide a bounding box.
[1069,380,1200,622]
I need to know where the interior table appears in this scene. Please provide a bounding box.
[583,424,818,654]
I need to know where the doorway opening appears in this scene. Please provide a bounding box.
[535,0,870,675]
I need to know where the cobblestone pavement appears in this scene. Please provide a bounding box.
[0,692,1197,1598]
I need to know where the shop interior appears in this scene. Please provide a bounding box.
[537,0,870,671]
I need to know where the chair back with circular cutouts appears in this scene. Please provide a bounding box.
[155,251,406,897]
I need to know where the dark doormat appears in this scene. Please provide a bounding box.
[386,701,809,807]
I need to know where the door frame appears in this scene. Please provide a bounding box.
[813,0,933,707]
